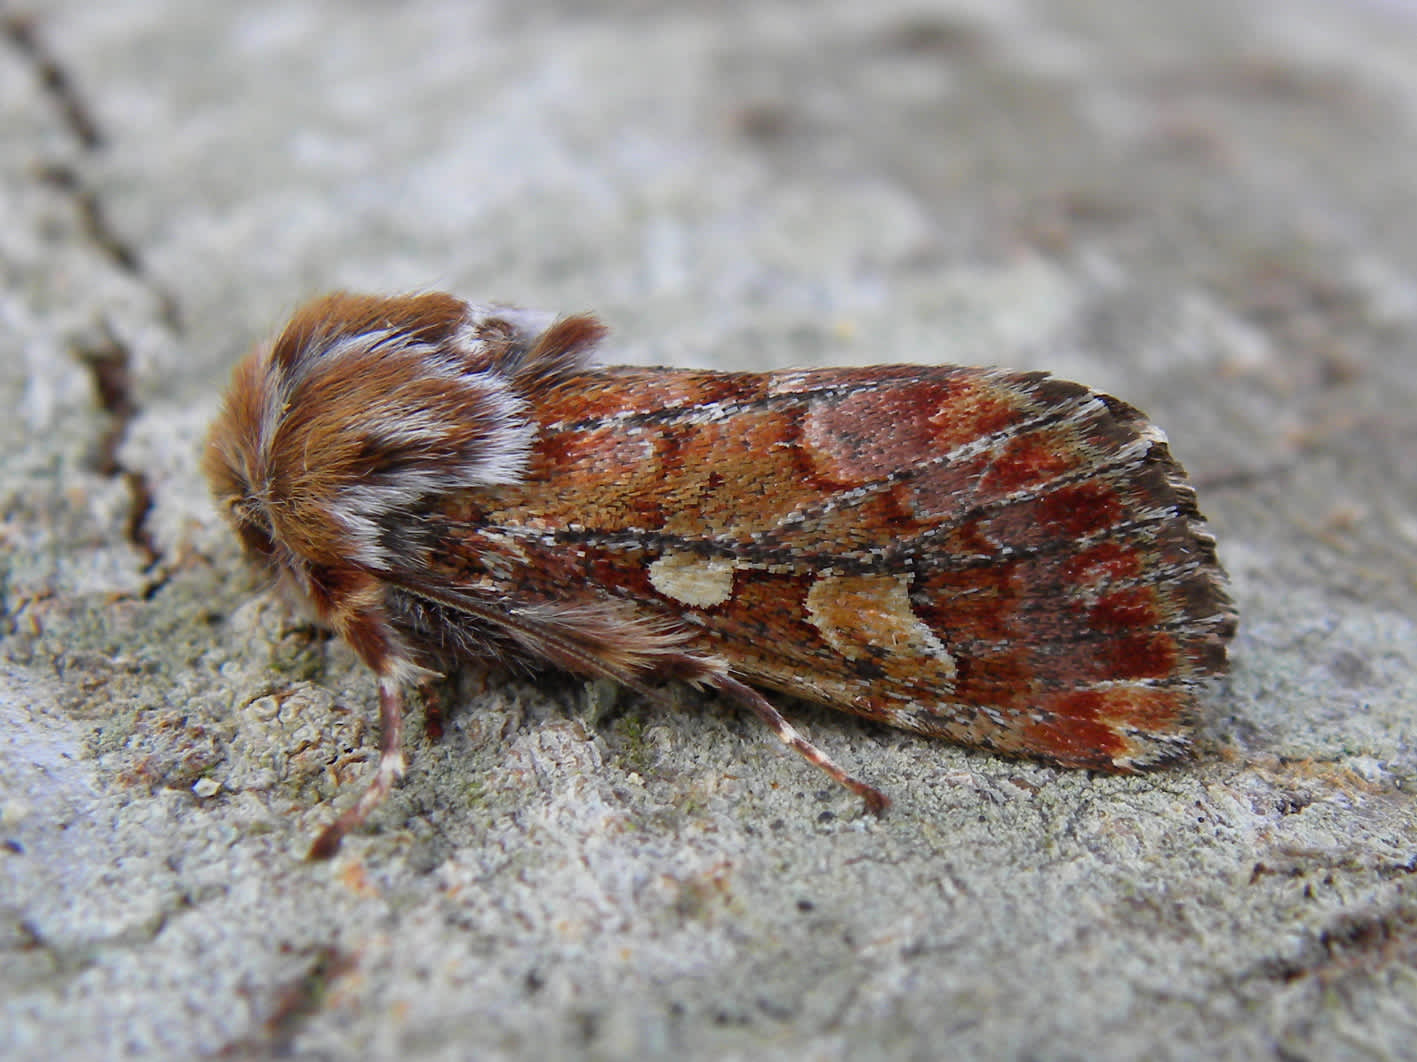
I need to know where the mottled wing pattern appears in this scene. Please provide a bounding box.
[420,365,1235,771]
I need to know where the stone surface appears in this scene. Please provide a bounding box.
[2,1,1415,1059]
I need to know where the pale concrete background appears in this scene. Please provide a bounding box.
[3,1,1415,1059]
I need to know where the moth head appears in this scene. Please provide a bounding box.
[203,292,601,583]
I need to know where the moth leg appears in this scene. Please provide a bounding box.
[708,673,890,815]
[422,657,505,741]
[421,682,445,742]
[308,676,407,860]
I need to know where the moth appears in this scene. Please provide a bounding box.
[204,292,1237,857]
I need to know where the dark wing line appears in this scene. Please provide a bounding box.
[762,385,1100,539]
[481,475,1198,579]
[539,369,954,435]
[495,395,1199,577]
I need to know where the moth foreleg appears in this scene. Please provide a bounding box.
[308,676,408,860]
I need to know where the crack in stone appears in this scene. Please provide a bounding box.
[35,162,183,333]
[6,12,182,331]
[3,11,102,149]
[75,330,162,573]
[7,11,186,584]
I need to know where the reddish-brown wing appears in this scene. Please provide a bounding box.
[421,365,1235,771]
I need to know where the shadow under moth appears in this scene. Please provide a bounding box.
[203,292,1236,857]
